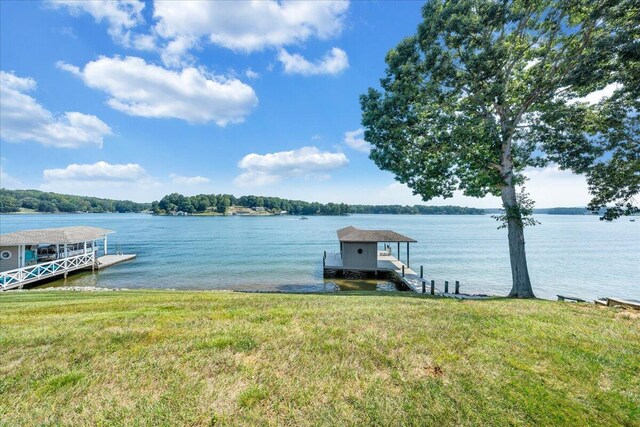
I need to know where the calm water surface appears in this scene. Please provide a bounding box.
[0,213,638,300]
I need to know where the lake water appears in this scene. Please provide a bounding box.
[0,213,638,300]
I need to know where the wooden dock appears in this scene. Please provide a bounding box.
[324,251,488,298]
[324,251,426,292]
[95,254,136,270]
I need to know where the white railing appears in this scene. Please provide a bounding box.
[0,252,95,291]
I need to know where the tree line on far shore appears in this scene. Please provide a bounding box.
[151,192,485,216]
[0,189,149,213]
[1,189,602,216]
[152,193,350,215]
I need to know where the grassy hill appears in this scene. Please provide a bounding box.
[1,291,638,426]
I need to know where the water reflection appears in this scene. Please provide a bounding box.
[328,279,401,292]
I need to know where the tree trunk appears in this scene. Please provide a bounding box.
[501,183,536,298]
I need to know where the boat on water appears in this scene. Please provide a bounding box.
[300,217,309,220]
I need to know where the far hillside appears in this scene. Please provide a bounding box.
[0,189,150,214]
[151,193,486,216]
[2,189,608,217]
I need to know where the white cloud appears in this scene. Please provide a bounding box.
[569,83,622,105]
[523,165,590,207]
[0,71,111,148]
[235,146,348,187]
[129,33,156,51]
[245,68,260,79]
[49,0,143,30]
[40,161,162,202]
[278,47,348,76]
[43,161,147,182]
[160,36,199,68]
[343,128,371,153]
[0,165,25,189]
[153,1,349,65]
[169,173,210,185]
[49,0,154,50]
[39,162,219,202]
[58,56,258,126]
[55,26,77,39]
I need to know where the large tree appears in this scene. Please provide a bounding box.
[361,0,639,298]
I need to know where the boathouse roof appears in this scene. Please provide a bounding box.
[336,226,416,243]
[0,226,113,245]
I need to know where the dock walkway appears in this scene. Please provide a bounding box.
[96,254,136,269]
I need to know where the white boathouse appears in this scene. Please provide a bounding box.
[0,226,120,291]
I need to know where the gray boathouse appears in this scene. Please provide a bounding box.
[324,226,416,271]
[324,226,427,292]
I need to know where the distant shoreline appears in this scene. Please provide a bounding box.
[2,211,626,217]
[3,188,626,217]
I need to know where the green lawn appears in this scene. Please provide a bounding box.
[1,291,638,426]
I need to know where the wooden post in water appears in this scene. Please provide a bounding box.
[455,281,460,294]
[422,281,426,293]
[323,251,326,268]
[430,280,435,295]
[445,281,449,293]
[420,265,423,278]
[402,265,405,277]
[397,242,400,259]
[407,242,410,267]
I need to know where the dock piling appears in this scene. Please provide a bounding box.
[455,280,460,294]
[430,280,435,295]
[402,265,405,277]
[445,281,449,293]
[420,265,423,278]
[422,280,426,293]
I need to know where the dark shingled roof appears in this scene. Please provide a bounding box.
[337,226,358,240]
[336,226,416,243]
[0,226,113,245]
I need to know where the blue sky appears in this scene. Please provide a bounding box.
[0,0,590,206]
